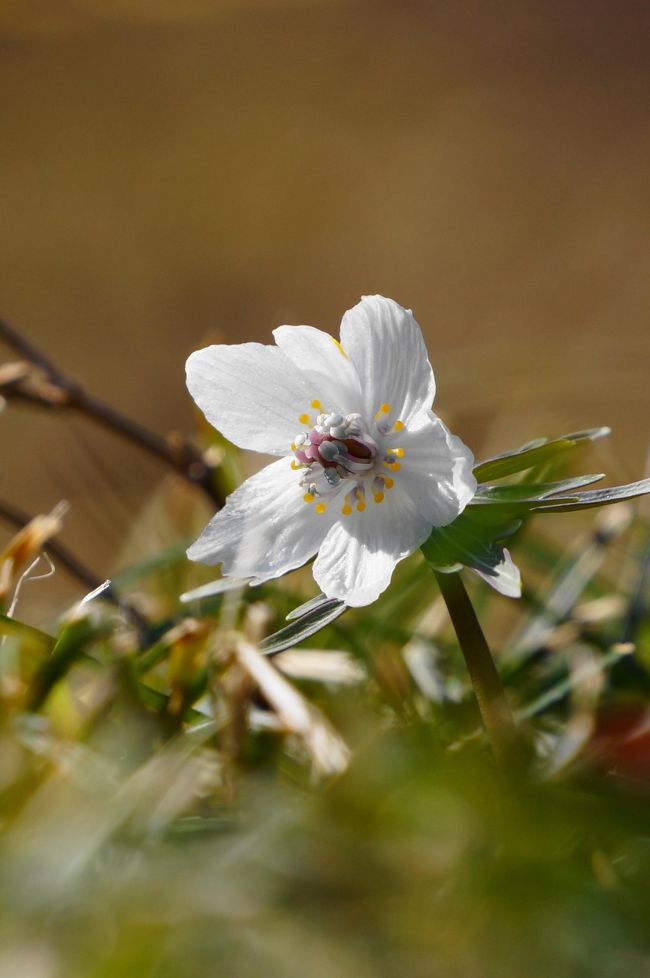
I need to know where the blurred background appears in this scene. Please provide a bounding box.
[1,0,649,613]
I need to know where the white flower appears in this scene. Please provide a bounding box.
[185,295,477,608]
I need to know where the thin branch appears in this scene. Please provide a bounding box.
[0,498,147,631]
[0,317,224,508]
[0,498,105,595]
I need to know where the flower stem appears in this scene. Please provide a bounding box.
[434,570,519,763]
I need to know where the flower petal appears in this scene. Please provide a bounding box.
[188,457,335,580]
[397,413,477,525]
[339,295,435,425]
[186,343,312,455]
[471,547,522,598]
[313,488,431,606]
[273,325,363,416]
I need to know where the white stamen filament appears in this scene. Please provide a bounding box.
[294,400,405,514]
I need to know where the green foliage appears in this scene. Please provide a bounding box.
[0,426,649,977]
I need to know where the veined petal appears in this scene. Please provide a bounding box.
[339,295,435,425]
[186,343,312,455]
[273,325,363,416]
[313,488,431,606]
[398,414,477,525]
[188,457,335,580]
[471,547,522,598]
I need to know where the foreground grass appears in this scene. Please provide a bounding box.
[0,501,649,978]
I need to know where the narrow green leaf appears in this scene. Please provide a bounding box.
[531,477,650,513]
[472,474,605,505]
[474,427,610,482]
[26,616,110,711]
[285,593,333,621]
[261,598,347,657]
[0,614,55,655]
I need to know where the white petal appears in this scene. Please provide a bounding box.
[472,548,522,598]
[273,325,363,416]
[313,489,431,607]
[339,295,435,425]
[186,343,312,455]
[397,414,477,525]
[187,457,335,581]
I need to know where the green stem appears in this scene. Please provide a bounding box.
[434,570,518,762]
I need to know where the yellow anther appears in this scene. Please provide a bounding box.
[384,477,394,489]
[303,492,315,504]
[315,503,327,515]
[341,504,352,516]
[356,501,366,513]
[310,399,322,410]
[291,442,296,451]
[393,420,404,432]
[291,461,301,470]
[298,413,310,425]
[380,403,391,414]
[390,447,405,458]
[373,492,384,504]
[390,462,401,472]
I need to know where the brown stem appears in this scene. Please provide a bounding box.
[0,498,148,631]
[0,317,224,507]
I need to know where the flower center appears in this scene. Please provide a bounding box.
[290,400,405,516]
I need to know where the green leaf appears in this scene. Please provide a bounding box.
[531,477,650,513]
[25,615,111,711]
[261,596,347,656]
[285,593,334,621]
[421,508,523,597]
[472,474,605,506]
[473,427,610,482]
[0,614,55,656]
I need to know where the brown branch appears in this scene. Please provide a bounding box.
[0,498,149,631]
[0,317,224,508]
[0,497,109,597]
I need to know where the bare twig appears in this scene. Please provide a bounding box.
[0,497,108,597]
[0,317,224,507]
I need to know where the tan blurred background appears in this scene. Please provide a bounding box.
[1,0,649,613]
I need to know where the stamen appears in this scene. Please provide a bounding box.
[319,441,342,462]
[341,504,352,516]
[392,420,404,433]
[311,400,322,410]
[374,402,391,421]
[384,477,395,489]
[298,413,310,425]
[388,447,405,458]
[331,337,349,359]
[303,492,315,504]
[354,486,366,512]
[315,503,327,515]
[372,476,385,503]
[324,469,341,486]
